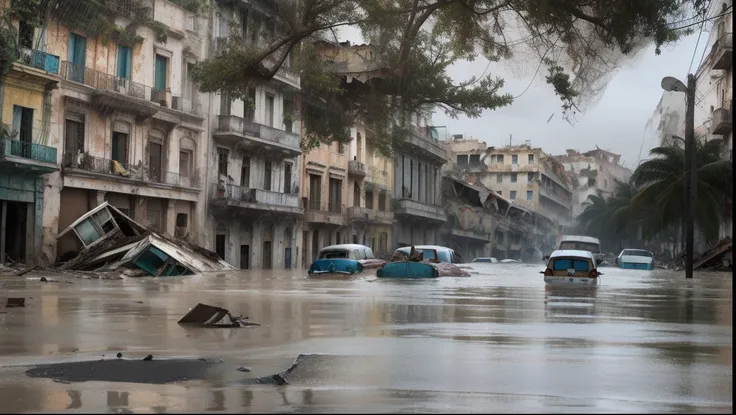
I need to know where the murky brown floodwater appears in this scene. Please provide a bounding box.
[0,264,732,413]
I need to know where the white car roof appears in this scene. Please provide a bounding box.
[395,245,454,253]
[320,244,371,252]
[560,235,600,244]
[549,249,595,259]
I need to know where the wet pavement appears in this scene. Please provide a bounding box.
[0,263,731,413]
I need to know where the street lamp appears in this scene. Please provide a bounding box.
[661,75,697,279]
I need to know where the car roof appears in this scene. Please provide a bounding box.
[395,245,454,252]
[320,244,371,252]
[549,249,595,259]
[560,235,600,244]
[620,249,652,254]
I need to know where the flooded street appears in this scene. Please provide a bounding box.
[0,264,731,413]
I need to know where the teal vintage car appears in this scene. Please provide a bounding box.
[308,244,384,276]
[377,246,444,279]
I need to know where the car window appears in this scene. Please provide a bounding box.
[552,258,591,271]
[365,248,375,259]
[473,258,491,262]
[321,250,348,259]
[559,241,600,253]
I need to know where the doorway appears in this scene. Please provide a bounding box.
[240,244,250,269]
[215,234,226,260]
[1,201,28,264]
[311,230,319,261]
[262,241,272,269]
[283,228,292,269]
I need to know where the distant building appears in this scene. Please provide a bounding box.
[554,148,633,218]
[643,91,686,151]
[445,138,572,251]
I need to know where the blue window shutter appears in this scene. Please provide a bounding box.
[117,46,131,79]
[155,55,167,90]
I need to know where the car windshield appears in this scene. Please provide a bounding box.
[472,258,493,262]
[623,250,652,257]
[559,241,600,253]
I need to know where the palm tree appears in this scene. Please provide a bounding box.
[632,139,732,244]
[577,190,610,240]
[607,179,642,247]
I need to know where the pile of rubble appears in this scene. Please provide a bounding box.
[667,237,733,272]
[50,202,233,278]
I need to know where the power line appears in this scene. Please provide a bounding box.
[686,0,711,75]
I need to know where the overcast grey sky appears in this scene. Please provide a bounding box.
[337,28,708,169]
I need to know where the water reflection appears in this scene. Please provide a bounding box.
[0,265,730,413]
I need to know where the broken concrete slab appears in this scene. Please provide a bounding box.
[25,358,226,384]
[6,298,25,308]
[178,303,260,328]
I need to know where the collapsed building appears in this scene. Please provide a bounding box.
[56,202,233,276]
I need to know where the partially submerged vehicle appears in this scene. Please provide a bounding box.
[308,244,384,276]
[471,257,498,263]
[378,246,440,279]
[378,245,469,278]
[541,250,603,285]
[546,235,603,266]
[616,249,654,270]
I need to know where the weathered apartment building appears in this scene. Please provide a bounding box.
[300,125,394,264]
[314,40,445,251]
[554,148,632,218]
[1,0,210,265]
[693,0,732,239]
[447,138,574,230]
[206,0,303,269]
[441,173,551,261]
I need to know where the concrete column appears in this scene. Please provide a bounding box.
[0,200,6,264]
[165,200,176,237]
[252,221,262,269]
[95,191,106,207]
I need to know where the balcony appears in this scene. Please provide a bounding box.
[346,206,393,225]
[305,202,345,226]
[61,153,201,189]
[0,139,58,174]
[347,160,366,177]
[60,62,160,119]
[171,95,204,118]
[712,101,732,136]
[401,126,448,164]
[211,184,302,217]
[539,185,572,209]
[214,115,301,158]
[393,199,447,223]
[11,47,60,86]
[710,32,733,71]
[450,227,491,242]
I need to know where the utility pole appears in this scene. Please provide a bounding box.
[661,74,698,279]
[684,74,697,279]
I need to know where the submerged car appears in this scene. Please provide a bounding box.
[616,249,654,270]
[308,244,385,276]
[378,245,469,278]
[540,249,603,285]
[472,257,499,263]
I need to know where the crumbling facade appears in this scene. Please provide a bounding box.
[206,0,303,269]
[447,139,574,231]
[554,148,633,218]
